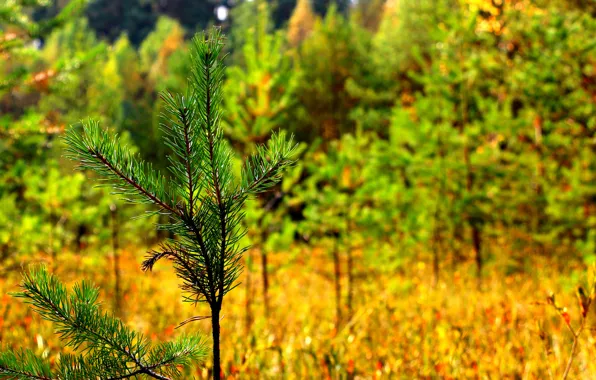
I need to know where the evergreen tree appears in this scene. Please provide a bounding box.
[384,104,463,284]
[0,0,103,267]
[227,0,261,65]
[14,16,150,265]
[500,1,596,259]
[37,18,111,124]
[292,6,363,141]
[1,0,89,131]
[379,0,596,279]
[350,0,385,32]
[139,17,187,88]
[346,0,455,133]
[398,4,503,283]
[287,0,316,47]
[64,28,297,378]
[224,0,297,148]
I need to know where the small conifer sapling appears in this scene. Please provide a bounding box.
[64,29,297,379]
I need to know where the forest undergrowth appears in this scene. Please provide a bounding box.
[1,242,592,379]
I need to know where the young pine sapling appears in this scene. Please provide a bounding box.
[64,29,297,378]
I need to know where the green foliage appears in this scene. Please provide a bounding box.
[65,120,176,214]
[223,3,303,321]
[131,17,191,168]
[0,0,593,273]
[501,4,596,255]
[0,0,87,92]
[293,6,364,140]
[0,2,123,267]
[0,267,208,379]
[64,28,297,377]
[224,0,297,149]
[228,0,262,65]
[377,0,596,272]
[0,0,595,378]
[346,0,456,132]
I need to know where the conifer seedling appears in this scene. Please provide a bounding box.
[63,28,296,378]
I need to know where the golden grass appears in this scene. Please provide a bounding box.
[1,246,595,379]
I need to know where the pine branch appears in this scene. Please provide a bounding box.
[0,349,52,380]
[55,351,184,380]
[238,131,298,198]
[2,267,208,380]
[160,91,202,217]
[146,335,208,379]
[142,243,213,305]
[16,268,145,360]
[64,120,179,216]
[190,29,234,204]
[55,353,139,380]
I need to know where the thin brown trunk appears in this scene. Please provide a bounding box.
[245,252,252,336]
[434,132,445,287]
[472,226,482,288]
[346,246,354,322]
[465,147,483,287]
[459,40,484,288]
[211,305,222,380]
[533,116,545,248]
[110,204,122,316]
[260,247,270,321]
[432,201,442,287]
[332,242,342,329]
[464,141,483,287]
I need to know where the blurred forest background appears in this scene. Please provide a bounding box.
[1,0,595,378]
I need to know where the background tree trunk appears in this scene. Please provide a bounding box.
[332,241,342,329]
[110,203,122,316]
